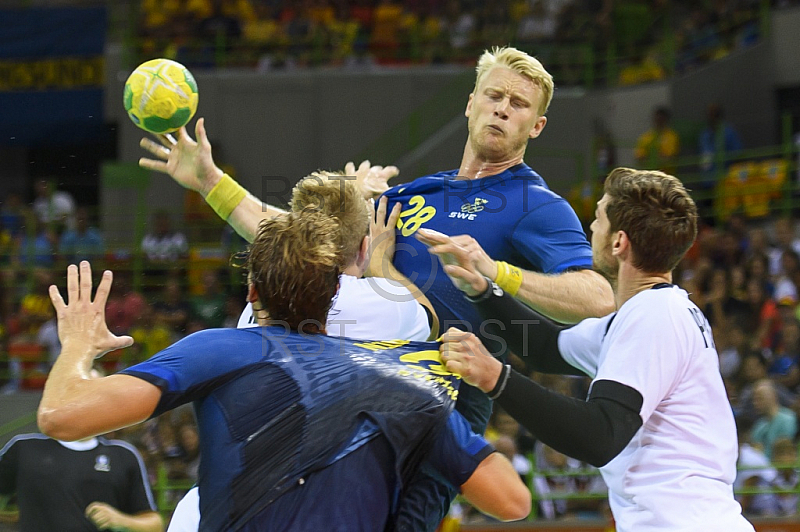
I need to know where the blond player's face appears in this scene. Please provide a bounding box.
[590,195,617,279]
[465,67,546,162]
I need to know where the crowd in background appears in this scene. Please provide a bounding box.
[135,0,800,85]
[5,172,800,521]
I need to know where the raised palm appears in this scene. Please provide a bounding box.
[139,117,222,196]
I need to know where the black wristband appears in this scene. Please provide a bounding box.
[465,277,503,303]
[487,363,511,400]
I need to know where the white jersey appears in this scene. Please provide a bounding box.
[236,274,431,340]
[168,274,430,532]
[557,285,753,532]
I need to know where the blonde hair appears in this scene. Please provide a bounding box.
[290,171,370,267]
[247,211,341,333]
[474,46,554,116]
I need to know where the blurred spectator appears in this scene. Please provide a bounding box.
[744,277,781,351]
[190,270,227,328]
[59,206,104,264]
[0,192,26,238]
[142,211,188,263]
[16,269,54,338]
[635,106,679,175]
[516,0,558,43]
[532,443,607,520]
[32,178,75,232]
[153,279,192,334]
[105,271,147,336]
[17,218,56,268]
[751,379,798,459]
[698,103,743,186]
[491,435,531,482]
[770,318,800,390]
[735,417,780,516]
[717,322,746,379]
[735,355,795,424]
[770,218,800,277]
[771,438,799,516]
[128,304,173,364]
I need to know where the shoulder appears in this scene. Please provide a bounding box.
[0,433,50,455]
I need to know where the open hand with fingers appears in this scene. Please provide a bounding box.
[139,117,223,196]
[49,262,134,358]
[344,160,399,200]
[439,328,503,393]
[366,196,402,278]
[416,229,489,297]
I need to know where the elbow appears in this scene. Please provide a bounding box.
[37,406,83,441]
[495,486,532,522]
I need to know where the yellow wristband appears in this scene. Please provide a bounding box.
[494,261,523,296]
[205,173,247,220]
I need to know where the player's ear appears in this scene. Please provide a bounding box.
[612,231,629,258]
[246,284,259,304]
[528,116,547,139]
[465,93,474,118]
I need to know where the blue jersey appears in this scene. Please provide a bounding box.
[385,163,592,337]
[120,327,491,532]
[383,164,592,531]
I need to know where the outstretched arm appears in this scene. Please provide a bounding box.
[85,503,163,532]
[417,229,614,323]
[139,119,400,243]
[139,118,283,243]
[440,329,642,468]
[37,262,161,441]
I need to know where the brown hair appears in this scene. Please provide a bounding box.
[290,171,370,267]
[247,211,341,333]
[603,168,697,273]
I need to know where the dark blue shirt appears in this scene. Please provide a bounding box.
[121,328,491,532]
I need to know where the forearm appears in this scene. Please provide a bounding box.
[198,172,285,243]
[223,193,284,244]
[515,268,614,323]
[494,372,642,467]
[39,345,159,440]
[109,511,164,532]
[472,285,581,376]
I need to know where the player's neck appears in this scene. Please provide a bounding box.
[614,264,672,309]
[458,143,525,180]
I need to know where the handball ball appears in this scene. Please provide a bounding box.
[123,58,198,134]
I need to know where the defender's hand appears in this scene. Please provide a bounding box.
[139,117,224,196]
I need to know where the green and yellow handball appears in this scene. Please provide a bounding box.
[123,58,198,134]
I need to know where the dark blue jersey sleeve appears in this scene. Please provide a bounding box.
[426,410,494,489]
[512,198,593,274]
[119,328,265,416]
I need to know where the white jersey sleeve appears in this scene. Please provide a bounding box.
[166,486,200,532]
[557,314,615,378]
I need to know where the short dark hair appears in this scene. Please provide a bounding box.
[247,211,341,333]
[604,168,698,273]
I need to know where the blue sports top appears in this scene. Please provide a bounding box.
[384,163,592,336]
[382,163,593,434]
[120,327,491,532]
